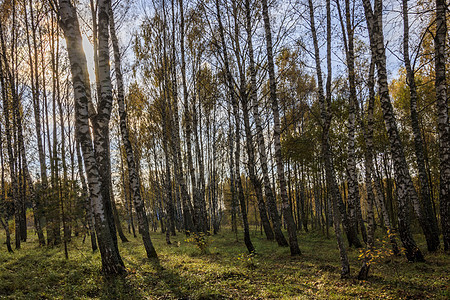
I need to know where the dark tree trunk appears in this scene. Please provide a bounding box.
[0,121,13,253]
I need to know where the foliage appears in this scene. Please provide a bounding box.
[390,68,441,197]
[236,250,258,269]
[357,231,399,267]
[184,231,212,254]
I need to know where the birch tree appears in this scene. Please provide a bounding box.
[434,0,449,252]
[231,0,274,242]
[215,0,255,253]
[56,0,126,274]
[245,0,288,247]
[336,0,367,244]
[109,3,158,259]
[261,0,301,256]
[401,0,440,252]
[361,0,425,262]
[308,0,350,277]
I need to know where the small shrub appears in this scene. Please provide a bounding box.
[237,250,258,269]
[358,231,405,267]
[185,231,212,254]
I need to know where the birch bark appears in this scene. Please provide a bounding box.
[362,0,424,261]
[336,0,367,244]
[308,0,350,277]
[434,0,449,251]
[215,0,254,253]
[57,0,125,274]
[244,0,288,247]
[402,0,440,252]
[232,0,274,241]
[261,0,301,256]
[109,4,157,259]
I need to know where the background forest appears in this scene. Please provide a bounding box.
[0,0,449,298]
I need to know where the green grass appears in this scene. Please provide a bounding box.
[0,228,448,299]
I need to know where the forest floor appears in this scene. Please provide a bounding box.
[0,227,448,299]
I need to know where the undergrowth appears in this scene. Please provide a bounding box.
[0,228,448,299]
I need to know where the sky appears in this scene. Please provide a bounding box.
[76,0,424,88]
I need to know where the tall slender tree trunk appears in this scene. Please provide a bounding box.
[76,137,97,252]
[358,62,378,280]
[357,155,375,279]
[57,81,70,257]
[160,57,176,241]
[232,0,274,241]
[215,0,254,253]
[51,40,62,246]
[0,19,20,250]
[162,137,174,243]
[24,0,46,246]
[161,3,177,238]
[57,0,125,274]
[434,0,449,251]
[296,164,308,232]
[228,102,238,239]
[336,0,367,244]
[168,0,194,234]
[244,0,288,247]
[94,0,123,254]
[194,96,208,233]
[308,0,350,277]
[43,17,55,244]
[109,4,157,259]
[178,0,200,235]
[50,22,63,245]
[402,0,440,252]
[192,92,208,233]
[122,145,137,237]
[364,60,400,255]
[0,121,13,253]
[362,0,424,262]
[241,92,274,241]
[109,179,129,242]
[261,0,300,256]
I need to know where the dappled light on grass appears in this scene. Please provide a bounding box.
[1,229,448,299]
